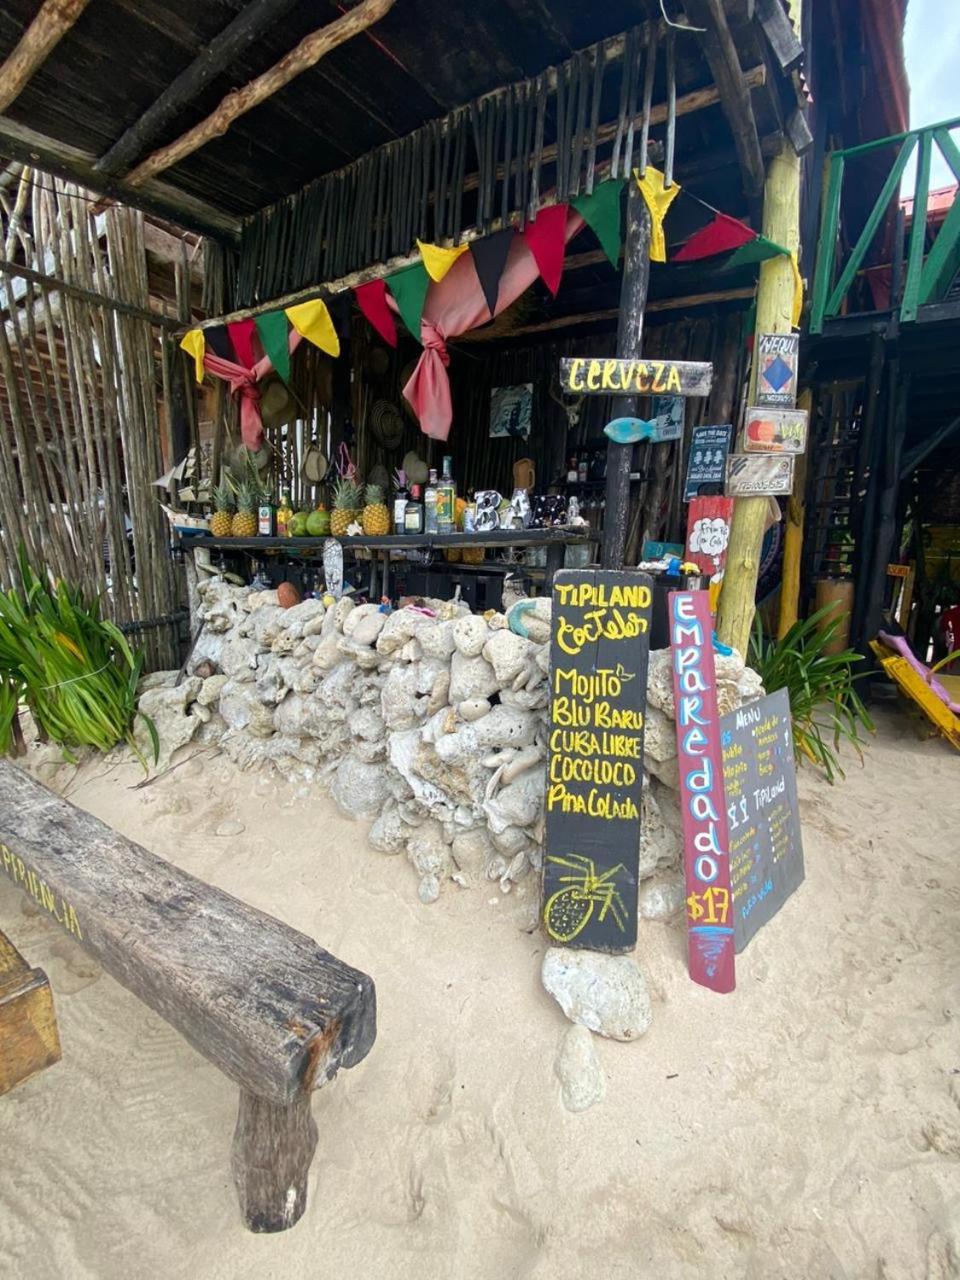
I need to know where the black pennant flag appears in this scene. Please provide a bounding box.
[205,324,235,361]
[469,228,515,318]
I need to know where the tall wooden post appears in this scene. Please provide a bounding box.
[776,386,813,637]
[602,181,651,568]
[716,0,802,652]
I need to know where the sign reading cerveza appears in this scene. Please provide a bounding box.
[541,569,653,953]
[559,357,713,398]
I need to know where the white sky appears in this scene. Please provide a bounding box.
[903,0,960,188]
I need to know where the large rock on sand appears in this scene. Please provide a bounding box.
[541,948,652,1042]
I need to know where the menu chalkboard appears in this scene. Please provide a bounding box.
[541,569,653,953]
[720,688,805,951]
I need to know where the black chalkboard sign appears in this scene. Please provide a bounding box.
[720,688,805,951]
[541,569,653,953]
[684,423,733,499]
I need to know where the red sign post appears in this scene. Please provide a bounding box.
[668,590,736,993]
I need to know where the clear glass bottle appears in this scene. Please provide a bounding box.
[276,489,293,537]
[436,455,456,534]
[404,484,424,534]
[424,468,439,534]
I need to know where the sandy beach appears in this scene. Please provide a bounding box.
[1,705,958,1280]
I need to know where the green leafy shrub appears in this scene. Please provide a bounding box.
[749,605,874,783]
[0,549,157,767]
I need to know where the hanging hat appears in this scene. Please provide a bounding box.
[260,377,298,431]
[403,450,429,485]
[368,462,390,489]
[300,444,328,484]
[370,398,405,449]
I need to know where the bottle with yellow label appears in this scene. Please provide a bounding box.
[276,489,294,537]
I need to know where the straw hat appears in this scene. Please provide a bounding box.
[370,399,405,450]
[300,443,328,484]
[403,450,429,485]
[259,377,298,430]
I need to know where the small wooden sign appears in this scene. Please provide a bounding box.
[684,424,732,500]
[686,495,734,580]
[559,356,713,398]
[744,406,809,455]
[720,689,805,951]
[668,590,735,993]
[541,569,653,953]
[756,332,800,407]
[725,452,795,497]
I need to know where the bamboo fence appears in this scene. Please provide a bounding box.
[0,171,179,669]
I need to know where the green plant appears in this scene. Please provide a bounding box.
[749,605,874,783]
[0,549,158,768]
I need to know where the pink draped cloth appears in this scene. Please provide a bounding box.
[398,210,585,440]
[202,330,303,450]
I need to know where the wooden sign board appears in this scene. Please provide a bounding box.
[668,590,736,993]
[684,423,732,500]
[559,357,713,398]
[541,569,653,953]
[756,332,799,407]
[720,689,805,951]
[744,406,809,455]
[725,452,795,497]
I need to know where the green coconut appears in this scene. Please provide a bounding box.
[306,507,331,536]
[288,510,309,537]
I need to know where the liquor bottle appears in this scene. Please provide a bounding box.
[276,489,293,537]
[436,455,456,534]
[424,468,439,534]
[404,484,424,534]
[577,453,588,483]
[393,471,409,535]
[257,496,274,536]
[566,457,579,484]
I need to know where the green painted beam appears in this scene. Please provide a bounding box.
[809,152,844,334]
[901,130,932,322]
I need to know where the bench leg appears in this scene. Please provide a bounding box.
[231,1088,318,1232]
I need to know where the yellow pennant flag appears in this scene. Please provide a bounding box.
[285,298,340,357]
[417,238,468,283]
[180,328,205,383]
[633,166,681,263]
[790,251,804,328]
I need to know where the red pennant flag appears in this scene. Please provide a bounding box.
[673,212,757,263]
[355,279,397,348]
[522,203,569,296]
[227,318,259,369]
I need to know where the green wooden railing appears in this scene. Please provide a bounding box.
[810,118,960,333]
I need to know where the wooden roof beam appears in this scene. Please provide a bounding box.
[682,0,766,199]
[124,0,397,190]
[95,0,304,179]
[0,115,241,243]
[0,0,91,112]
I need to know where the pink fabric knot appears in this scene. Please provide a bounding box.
[403,320,452,441]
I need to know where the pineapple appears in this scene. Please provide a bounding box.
[209,482,234,537]
[331,477,361,537]
[231,480,258,537]
[361,483,390,536]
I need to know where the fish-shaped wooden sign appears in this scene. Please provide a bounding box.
[603,417,659,444]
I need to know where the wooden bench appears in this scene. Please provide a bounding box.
[0,926,61,1095]
[0,761,376,1233]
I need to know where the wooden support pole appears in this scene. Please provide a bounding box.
[776,386,812,637]
[124,0,396,188]
[0,0,91,113]
[232,1088,319,1233]
[602,181,651,569]
[717,0,802,654]
[95,0,304,178]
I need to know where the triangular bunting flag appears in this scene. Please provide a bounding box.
[205,324,234,361]
[673,211,757,262]
[386,262,431,342]
[572,178,624,268]
[355,279,397,347]
[285,298,340,357]
[522,203,569,296]
[254,311,291,384]
[417,239,469,283]
[180,329,205,384]
[227,318,258,369]
[634,167,681,263]
[725,233,791,270]
[468,228,515,317]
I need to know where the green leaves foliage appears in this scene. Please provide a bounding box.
[749,605,874,784]
[0,548,157,768]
